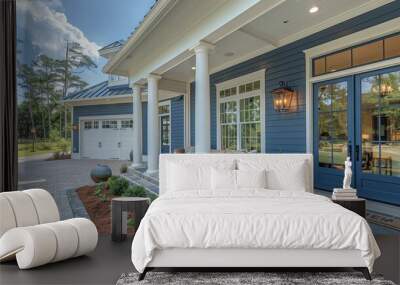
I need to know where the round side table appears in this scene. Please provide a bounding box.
[111,197,150,242]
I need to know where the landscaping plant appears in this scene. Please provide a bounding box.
[107,176,129,196]
[122,185,147,197]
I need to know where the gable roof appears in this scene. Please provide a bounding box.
[63,81,132,101]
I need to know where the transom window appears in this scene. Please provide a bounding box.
[102,120,118,129]
[313,33,400,76]
[159,105,170,114]
[218,79,262,152]
[121,119,133,129]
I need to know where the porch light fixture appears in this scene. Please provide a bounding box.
[72,124,79,131]
[191,66,196,70]
[309,6,319,13]
[272,81,296,113]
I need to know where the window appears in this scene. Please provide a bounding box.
[84,121,92,129]
[218,78,263,152]
[121,119,133,129]
[313,33,400,76]
[102,120,118,129]
[326,50,351,73]
[158,104,170,115]
[93,120,99,129]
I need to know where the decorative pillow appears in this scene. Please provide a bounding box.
[236,169,267,189]
[211,168,237,191]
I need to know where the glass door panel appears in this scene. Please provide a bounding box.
[313,77,354,190]
[239,96,261,152]
[355,66,400,204]
[220,101,237,151]
[160,115,170,153]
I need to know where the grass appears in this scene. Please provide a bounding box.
[18,140,71,158]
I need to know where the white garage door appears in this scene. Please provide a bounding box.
[80,118,133,160]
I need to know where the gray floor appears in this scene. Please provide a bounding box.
[0,235,134,285]
[1,235,399,285]
[18,158,128,219]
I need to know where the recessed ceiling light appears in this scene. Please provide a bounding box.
[224,52,235,57]
[191,66,196,70]
[309,6,319,13]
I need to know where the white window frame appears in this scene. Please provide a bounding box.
[216,69,266,152]
[304,17,400,154]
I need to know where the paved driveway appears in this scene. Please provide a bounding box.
[18,158,129,219]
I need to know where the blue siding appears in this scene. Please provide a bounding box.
[190,1,400,153]
[171,95,185,152]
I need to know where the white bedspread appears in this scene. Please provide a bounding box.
[131,190,380,273]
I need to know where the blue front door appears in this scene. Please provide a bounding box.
[313,77,355,190]
[314,66,400,205]
[355,66,400,205]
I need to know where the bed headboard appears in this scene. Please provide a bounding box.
[159,153,313,196]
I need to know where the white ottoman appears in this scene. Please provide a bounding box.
[0,189,98,269]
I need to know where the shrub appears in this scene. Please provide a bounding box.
[122,185,147,197]
[108,176,129,196]
[94,182,105,197]
[57,138,69,153]
[49,129,61,142]
[120,164,128,174]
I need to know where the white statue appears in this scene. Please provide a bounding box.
[342,157,352,190]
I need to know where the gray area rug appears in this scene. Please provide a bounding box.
[116,272,395,285]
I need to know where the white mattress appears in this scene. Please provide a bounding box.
[131,190,380,273]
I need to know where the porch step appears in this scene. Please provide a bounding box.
[128,167,159,186]
[123,171,159,195]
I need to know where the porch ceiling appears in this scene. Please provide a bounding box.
[161,0,392,82]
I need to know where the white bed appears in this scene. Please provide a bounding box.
[131,154,380,280]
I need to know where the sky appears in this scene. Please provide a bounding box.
[16,0,155,88]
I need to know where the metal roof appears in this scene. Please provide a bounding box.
[63,81,132,101]
[98,40,125,53]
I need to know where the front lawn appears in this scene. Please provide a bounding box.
[18,139,71,158]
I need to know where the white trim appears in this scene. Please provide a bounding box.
[216,69,266,153]
[304,17,400,154]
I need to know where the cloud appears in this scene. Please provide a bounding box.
[17,0,100,60]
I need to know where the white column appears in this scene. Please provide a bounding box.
[130,83,143,168]
[146,74,161,174]
[194,41,214,153]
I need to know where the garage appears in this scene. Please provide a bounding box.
[80,118,133,160]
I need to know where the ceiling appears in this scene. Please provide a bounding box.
[161,0,380,82]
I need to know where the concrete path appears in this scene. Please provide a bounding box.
[18,158,129,219]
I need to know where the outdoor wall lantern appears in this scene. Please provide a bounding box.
[272,81,297,112]
[72,124,79,131]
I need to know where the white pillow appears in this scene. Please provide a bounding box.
[168,162,211,191]
[237,159,308,191]
[236,169,267,189]
[211,168,236,190]
[266,162,307,191]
